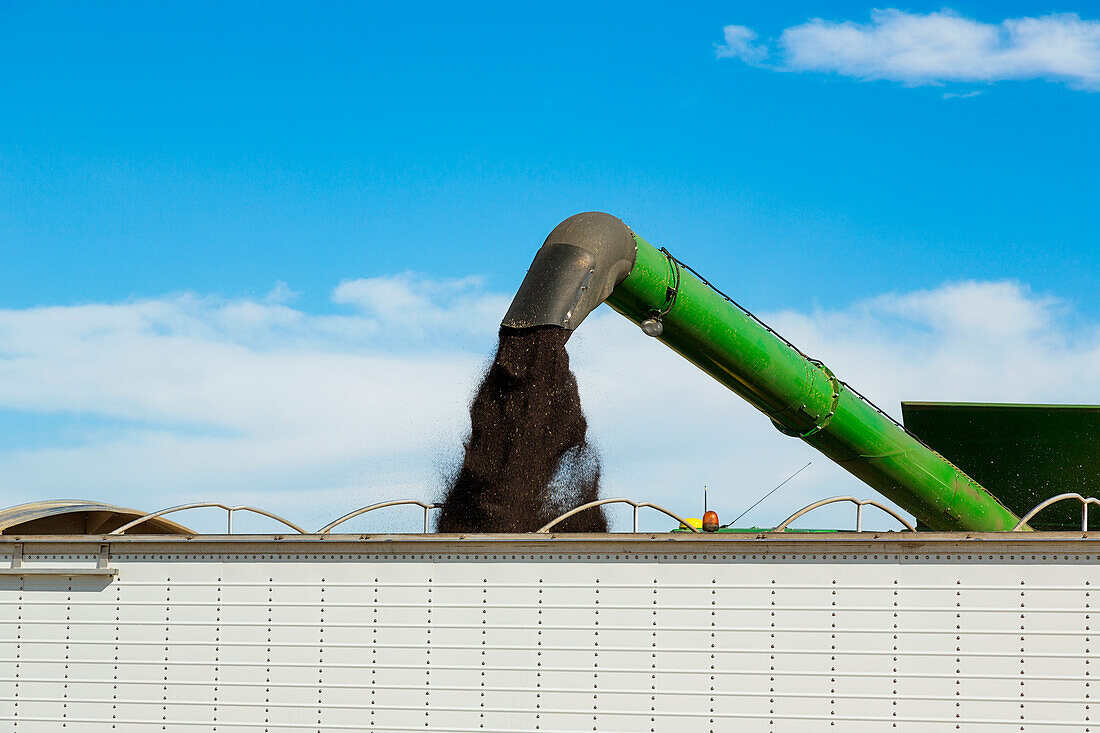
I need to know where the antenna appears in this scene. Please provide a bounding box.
[728,462,812,527]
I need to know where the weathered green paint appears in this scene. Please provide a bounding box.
[606,233,1027,532]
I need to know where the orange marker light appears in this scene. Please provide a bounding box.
[702,510,719,532]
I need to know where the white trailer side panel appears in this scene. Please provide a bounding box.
[0,536,1095,732]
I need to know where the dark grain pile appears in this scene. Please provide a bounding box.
[437,326,606,533]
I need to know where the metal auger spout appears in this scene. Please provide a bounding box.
[502,212,638,331]
[503,212,1027,532]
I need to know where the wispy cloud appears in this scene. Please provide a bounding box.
[1,277,1098,532]
[715,25,769,64]
[0,277,507,532]
[717,10,1100,91]
[263,280,300,304]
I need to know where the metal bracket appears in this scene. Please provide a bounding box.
[537,498,700,533]
[772,496,917,533]
[1012,493,1100,532]
[318,500,442,534]
[656,248,681,318]
[772,360,842,439]
[109,502,309,535]
[0,543,117,577]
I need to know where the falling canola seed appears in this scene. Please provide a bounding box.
[437,325,607,533]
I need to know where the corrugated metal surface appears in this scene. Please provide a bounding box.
[0,534,1095,731]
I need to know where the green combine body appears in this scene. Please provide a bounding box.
[903,402,1100,530]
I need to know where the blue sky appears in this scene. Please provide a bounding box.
[5,1,1099,311]
[1,3,1099,531]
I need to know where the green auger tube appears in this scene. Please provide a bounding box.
[502,212,1027,532]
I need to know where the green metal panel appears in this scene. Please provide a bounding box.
[605,233,1025,532]
[902,402,1100,531]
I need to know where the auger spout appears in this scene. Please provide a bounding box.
[502,212,637,331]
[502,212,1027,532]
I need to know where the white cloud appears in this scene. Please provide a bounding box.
[0,279,503,532]
[1,276,1098,533]
[715,25,768,64]
[263,280,299,304]
[332,273,509,345]
[718,10,1100,90]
